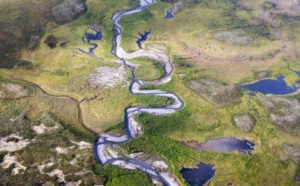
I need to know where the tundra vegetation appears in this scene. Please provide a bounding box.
[0,0,300,185]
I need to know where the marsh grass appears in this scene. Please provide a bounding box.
[131,57,165,81]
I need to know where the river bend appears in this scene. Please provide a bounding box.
[94,1,184,185]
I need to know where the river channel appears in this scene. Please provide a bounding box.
[94,1,184,185]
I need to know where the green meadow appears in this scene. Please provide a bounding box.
[0,0,300,185]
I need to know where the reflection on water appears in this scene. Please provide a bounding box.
[165,8,174,19]
[180,162,215,186]
[241,75,299,95]
[185,137,255,155]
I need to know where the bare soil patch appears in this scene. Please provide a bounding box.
[258,95,300,133]
[186,78,242,106]
[88,66,128,90]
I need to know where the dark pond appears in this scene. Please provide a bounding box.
[165,8,174,19]
[241,75,299,95]
[82,24,102,54]
[185,137,255,155]
[180,162,215,186]
[136,30,151,49]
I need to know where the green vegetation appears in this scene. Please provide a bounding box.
[132,57,165,80]
[261,1,276,10]
[1,0,300,185]
[93,164,153,186]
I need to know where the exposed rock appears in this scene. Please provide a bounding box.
[70,140,92,149]
[214,31,254,46]
[234,114,255,133]
[89,66,128,90]
[282,144,300,163]
[258,95,300,133]
[264,0,300,16]
[51,0,87,24]
[1,154,26,175]
[172,2,184,14]
[55,147,69,154]
[0,134,30,152]
[258,71,269,79]
[186,79,242,106]
[32,123,59,135]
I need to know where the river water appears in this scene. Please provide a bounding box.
[94,1,184,185]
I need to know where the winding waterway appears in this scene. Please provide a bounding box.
[94,1,184,185]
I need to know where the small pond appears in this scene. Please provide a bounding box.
[185,137,255,155]
[241,75,299,95]
[180,162,215,186]
[136,30,151,49]
[165,8,174,19]
[81,25,102,54]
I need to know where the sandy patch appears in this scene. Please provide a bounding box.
[88,66,128,89]
[0,134,30,152]
[152,160,169,171]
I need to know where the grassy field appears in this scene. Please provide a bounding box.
[1,0,300,185]
[119,0,300,185]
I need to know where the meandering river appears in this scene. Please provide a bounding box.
[94,1,184,185]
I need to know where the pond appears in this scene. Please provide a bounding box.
[241,75,299,95]
[165,8,174,19]
[180,162,215,186]
[185,137,255,155]
[136,30,151,49]
[81,24,102,55]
